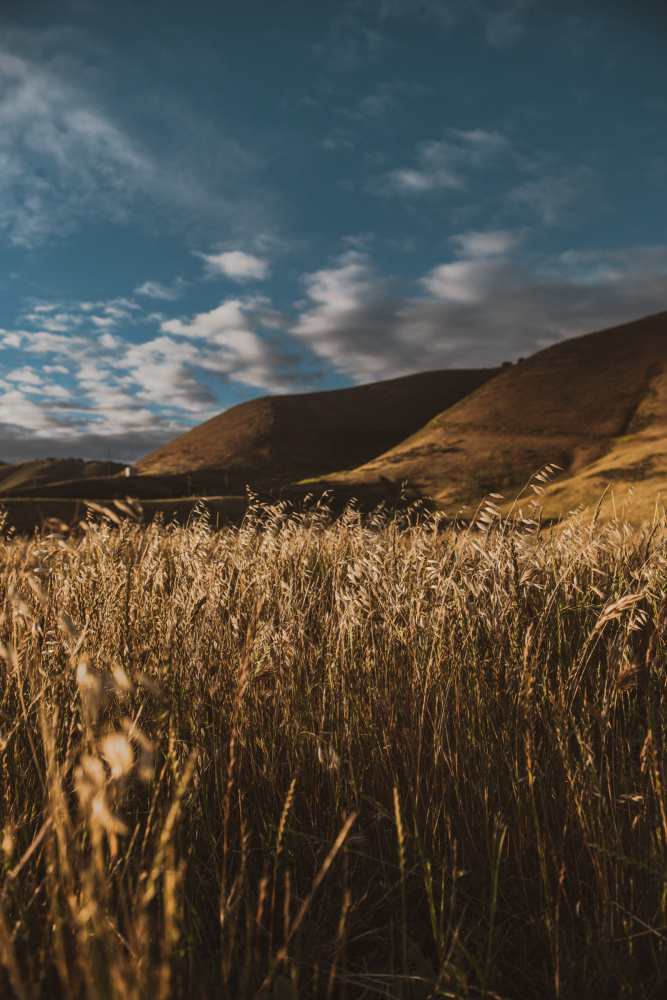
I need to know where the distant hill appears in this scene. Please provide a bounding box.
[135,369,500,490]
[0,312,664,530]
[0,458,125,496]
[325,310,667,518]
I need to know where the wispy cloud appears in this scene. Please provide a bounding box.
[135,279,187,301]
[335,81,426,121]
[280,94,320,114]
[506,164,601,225]
[0,29,275,249]
[315,11,389,73]
[363,0,538,46]
[0,46,156,247]
[196,251,271,281]
[321,128,357,152]
[378,128,508,194]
[450,229,524,258]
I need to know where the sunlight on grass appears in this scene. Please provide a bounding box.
[0,475,666,998]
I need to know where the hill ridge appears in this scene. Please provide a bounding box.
[135,367,500,489]
[325,309,667,519]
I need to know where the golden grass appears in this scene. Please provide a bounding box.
[0,479,666,998]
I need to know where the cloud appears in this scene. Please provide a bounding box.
[451,229,523,258]
[280,95,320,114]
[19,297,140,334]
[1,288,301,457]
[3,236,666,463]
[322,128,357,152]
[0,389,66,434]
[364,0,538,46]
[290,251,406,379]
[197,250,270,281]
[315,12,389,73]
[378,129,508,194]
[481,0,538,46]
[0,45,156,247]
[159,298,294,391]
[135,279,187,301]
[336,81,427,121]
[506,165,600,225]
[290,241,667,381]
[109,338,220,413]
[0,31,273,249]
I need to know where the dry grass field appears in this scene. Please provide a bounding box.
[1,477,666,999]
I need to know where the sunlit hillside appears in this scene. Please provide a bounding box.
[326,311,667,518]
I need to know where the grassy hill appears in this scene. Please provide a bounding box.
[323,310,667,517]
[0,311,664,531]
[0,458,124,495]
[135,368,499,491]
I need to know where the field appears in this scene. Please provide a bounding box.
[1,481,666,999]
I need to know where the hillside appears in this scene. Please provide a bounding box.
[325,311,667,516]
[135,368,499,490]
[0,458,124,495]
[0,313,664,531]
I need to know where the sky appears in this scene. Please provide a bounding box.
[0,0,666,463]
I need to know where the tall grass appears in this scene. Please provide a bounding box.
[0,484,666,999]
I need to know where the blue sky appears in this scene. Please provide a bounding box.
[0,0,666,462]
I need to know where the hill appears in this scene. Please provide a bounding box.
[0,458,125,495]
[324,311,667,517]
[135,368,499,490]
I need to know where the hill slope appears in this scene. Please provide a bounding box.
[0,458,124,495]
[135,368,499,490]
[327,311,667,515]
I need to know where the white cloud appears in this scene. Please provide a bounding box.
[99,333,119,350]
[135,279,187,300]
[159,298,293,391]
[0,329,28,349]
[451,229,523,258]
[22,331,88,355]
[116,337,219,412]
[22,312,83,332]
[379,129,508,194]
[0,287,300,459]
[0,389,67,434]
[2,236,666,463]
[5,366,43,386]
[290,241,667,381]
[196,250,270,282]
[161,300,255,341]
[290,251,405,379]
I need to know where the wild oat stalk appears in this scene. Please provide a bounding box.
[0,493,664,998]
